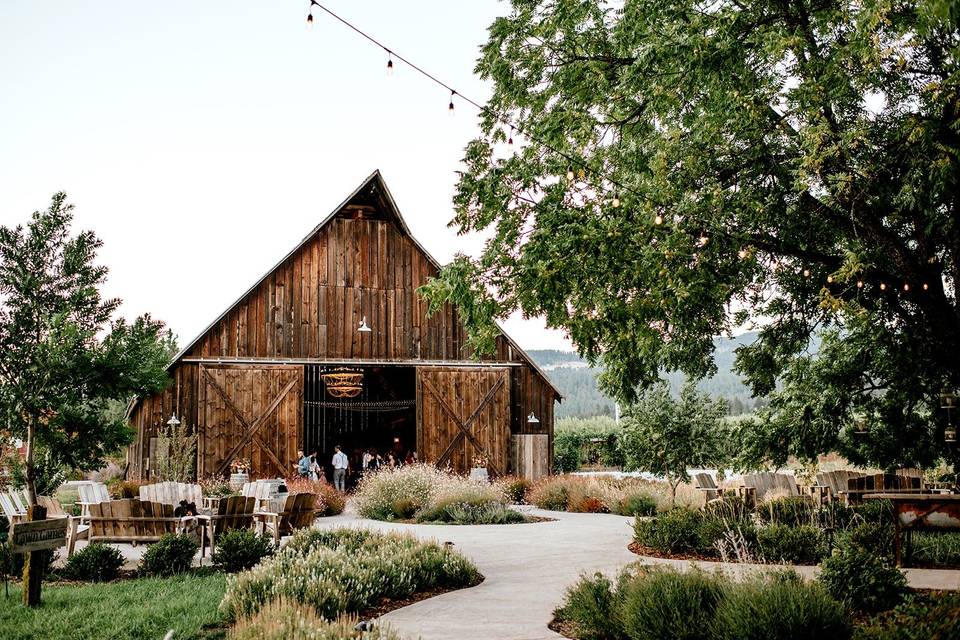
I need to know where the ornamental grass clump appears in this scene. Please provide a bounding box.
[219,527,480,622]
[526,474,668,514]
[228,599,402,640]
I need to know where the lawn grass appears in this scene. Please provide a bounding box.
[0,571,227,640]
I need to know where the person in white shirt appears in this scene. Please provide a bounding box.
[332,445,349,492]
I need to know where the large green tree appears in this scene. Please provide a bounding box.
[421,0,960,468]
[0,193,172,503]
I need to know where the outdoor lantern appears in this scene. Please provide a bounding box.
[527,412,540,424]
[358,316,372,332]
[852,412,868,436]
[167,414,180,428]
[940,391,957,409]
[946,426,957,443]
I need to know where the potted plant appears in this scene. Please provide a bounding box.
[469,453,490,482]
[229,458,251,490]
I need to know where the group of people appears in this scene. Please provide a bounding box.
[293,440,420,492]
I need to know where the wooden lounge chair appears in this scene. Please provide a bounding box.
[693,473,722,504]
[2,490,89,555]
[87,499,194,545]
[738,472,800,506]
[0,489,28,524]
[253,493,318,546]
[196,495,256,557]
[841,473,923,505]
[811,470,866,503]
[139,481,203,508]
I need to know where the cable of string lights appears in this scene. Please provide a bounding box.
[304,0,934,297]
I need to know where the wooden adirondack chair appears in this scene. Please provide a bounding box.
[196,495,257,557]
[0,489,28,524]
[253,493,318,546]
[811,470,866,503]
[739,472,800,506]
[2,491,88,555]
[87,499,193,545]
[693,473,722,504]
[76,481,111,521]
[139,481,203,508]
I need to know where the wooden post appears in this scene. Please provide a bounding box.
[22,504,47,607]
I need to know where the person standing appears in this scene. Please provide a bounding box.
[294,449,311,478]
[332,445,349,492]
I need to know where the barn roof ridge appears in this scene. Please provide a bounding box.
[165,169,561,399]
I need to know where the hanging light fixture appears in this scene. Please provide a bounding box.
[448,90,456,114]
[321,368,364,398]
[386,52,394,75]
[946,425,957,443]
[852,411,868,436]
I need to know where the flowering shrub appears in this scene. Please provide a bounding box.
[527,475,670,514]
[283,477,342,516]
[199,474,236,498]
[219,528,480,621]
[106,479,148,499]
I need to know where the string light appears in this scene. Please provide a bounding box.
[903,282,909,292]
[566,168,575,181]
[698,235,709,247]
[307,10,313,25]
[507,126,514,146]
[387,52,393,75]
[654,214,664,225]
[612,194,620,208]
[827,275,833,283]
[923,283,929,291]
[880,282,887,291]
[448,90,455,114]
[857,280,864,288]
[738,249,747,259]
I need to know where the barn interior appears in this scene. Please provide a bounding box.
[303,365,416,480]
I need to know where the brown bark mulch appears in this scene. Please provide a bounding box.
[627,540,720,562]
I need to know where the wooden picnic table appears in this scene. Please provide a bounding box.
[863,493,960,566]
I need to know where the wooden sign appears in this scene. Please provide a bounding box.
[10,518,68,553]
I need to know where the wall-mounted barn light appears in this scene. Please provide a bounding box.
[167,414,180,427]
[527,413,540,424]
[358,316,372,332]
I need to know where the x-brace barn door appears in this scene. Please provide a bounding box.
[200,364,302,478]
[417,367,510,475]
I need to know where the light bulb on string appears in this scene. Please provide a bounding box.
[903,283,909,292]
[566,167,575,181]
[880,282,887,291]
[827,275,833,283]
[507,127,514,146]
[386,52,394,75]
[448,91,455,114]
[857,279,864,289]
[654,214,664,225]
[923,283,929,291]
[698,235,709,247]
[738,249,747,259]
[803,269,811,278]
[612,194,620,208]
[307,11,313,26]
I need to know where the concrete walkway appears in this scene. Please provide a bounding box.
[312,505,960,640]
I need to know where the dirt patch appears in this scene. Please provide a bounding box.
[548,617,580,639]
[628,540,719,562]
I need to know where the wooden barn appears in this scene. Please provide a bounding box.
[126,171,560,482]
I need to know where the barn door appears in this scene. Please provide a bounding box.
[417,367,510,475]
[200,365,302,478]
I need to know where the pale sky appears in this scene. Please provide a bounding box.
[0,0,572,352]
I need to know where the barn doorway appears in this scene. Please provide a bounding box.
[303,365,416,485]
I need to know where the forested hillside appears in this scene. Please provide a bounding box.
[531,332,769,418]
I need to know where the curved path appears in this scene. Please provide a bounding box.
[315,506,960,640]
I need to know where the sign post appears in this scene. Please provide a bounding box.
[12,506,67,606]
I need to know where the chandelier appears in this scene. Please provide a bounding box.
[321,367,363,398]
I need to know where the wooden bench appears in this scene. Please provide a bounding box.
[841,473,923,505]
[253,493,318,546]
[139,481,203,508]
[87,499,193,545]
[196,495,257,557]
[693,472,722,505]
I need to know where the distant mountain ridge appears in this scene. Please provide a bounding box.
[530,332,767,418]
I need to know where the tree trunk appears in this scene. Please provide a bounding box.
[22,504,46,607]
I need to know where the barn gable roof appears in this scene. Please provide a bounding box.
[167,170,561,398]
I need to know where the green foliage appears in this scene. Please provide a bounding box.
[63,542,124,582]
[633,508,715,556]
[0,545,57,580]
[553,572,621,640]
[854,592,960,640]
[756,496,816,527]
[219,528,480,622]
[617,568,724,640]
[835,523,896,560]
[416,500,527,525]
[757,524,828,565]
[228,600,402,640]
[554,416,623,472]
[911,531,960,568]
[712,572,850,640]
[818,547,908,614]
[419,0,960,472]
[211,529,274,573]
[150,420,198,482]
[0,572,226,640]
[557,567,852,640]
[0,193,173,499]
[618,493,657,517]
[139,533,199,577]
[619,383,728,504]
